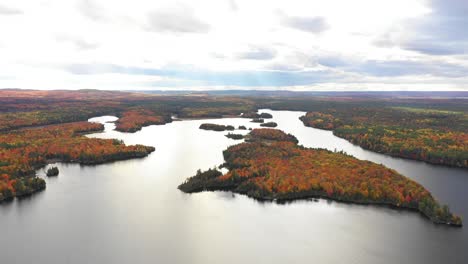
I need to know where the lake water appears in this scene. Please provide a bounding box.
[0,109,467,264]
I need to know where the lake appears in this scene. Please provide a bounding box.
[0,109,466,264]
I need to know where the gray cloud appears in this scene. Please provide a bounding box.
[62,63,343,86]
[282,16,328,33]
[316,56,350,68]
[385,0,468,55]
[147,6,210,33]
[56,34,99,50]
[402,41,466,56]
[321,58,468,78]
[357,60,468,77]
[0,5,23,15]
[237,47,277,60]
[314,52,468,78]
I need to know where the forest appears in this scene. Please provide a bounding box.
[0,89,255,132]
[300,106,467,168]
[179,128,462,226]
[115,109,171,132]
[0,121,154,201]
[0,89,466,203]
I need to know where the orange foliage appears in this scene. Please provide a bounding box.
[181,129,462,226]
[301,109,468,168]
[115,109,169,132]
[0,122,154,201]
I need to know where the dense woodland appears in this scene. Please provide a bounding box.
[0,121,154,201]
[0,90,254,201]
[246,128,298,143]
[0,89,466,203]
[300,107,468,168]
[179,129,462,226]
[115,109,171,132]
[0,90,255,132]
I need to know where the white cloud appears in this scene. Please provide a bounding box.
[0,4,23,15]
[0,0,466,91]
[146,4,210,33]
[282,16,329,33]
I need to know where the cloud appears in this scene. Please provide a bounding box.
[0,4,22,15]
[55,34,99,50]
[236,46,277,60]
[321,57,468,78]
[63,63,342,86]
[402,41,466,56]
[390,0,468,55]
[228,0,238,11]
[316,55,350,68]
[1,0,467,91]
[78,0,105,21]
[146,5,210,33]
[282,16,329,33]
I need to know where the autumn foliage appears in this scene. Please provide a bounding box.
[0,89,254,132]
[0,122,155,201]
[115,109,170,132]
[246,128,298,143]
[300,107,468,168]
[179,129,462,226]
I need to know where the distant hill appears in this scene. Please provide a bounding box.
[130,90,468,99]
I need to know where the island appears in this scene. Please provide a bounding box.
[179,128,462,226]
[46,167,59,177]
[225,133,244,140]
[199,123,235,131]
[260,122,278,127]
[242,112,273,119]
[251,118,264,123]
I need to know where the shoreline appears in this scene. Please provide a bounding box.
[299,119,467,169]
[180,184,462,227]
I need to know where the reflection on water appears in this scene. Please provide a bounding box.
[0,110,466,264]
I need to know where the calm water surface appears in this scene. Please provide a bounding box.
[0,110,467,264]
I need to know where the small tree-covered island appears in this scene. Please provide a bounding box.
[241,112,273,119]
[260,122,278,127]
[199,123,235,131]
[46,166,59,177]
[179,128,462,226]
[225,133,245,140]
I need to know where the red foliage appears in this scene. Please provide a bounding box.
[0,122,154,200]
[115,109,168,132]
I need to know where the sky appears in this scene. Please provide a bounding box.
[0,0,467,91]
